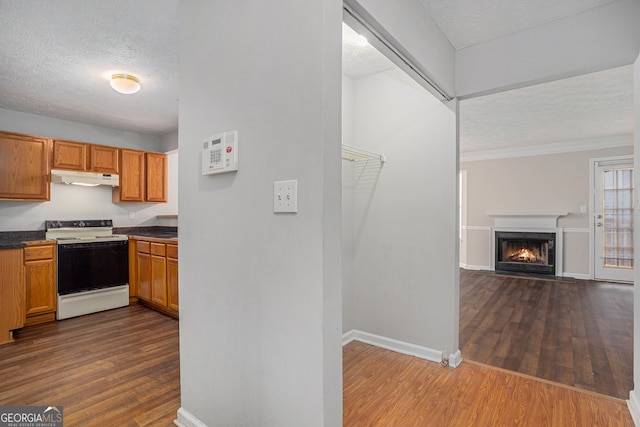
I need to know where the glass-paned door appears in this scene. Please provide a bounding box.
[594,160,634,282]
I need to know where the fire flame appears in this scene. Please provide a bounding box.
[510,248,537,262]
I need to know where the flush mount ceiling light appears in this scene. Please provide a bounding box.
[355,33,368,47]
[109,73,141,94]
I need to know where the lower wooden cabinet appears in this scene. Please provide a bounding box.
[137,249,151,302]
[23,242,56,325]
[150,243,167,306]
[167,255,179,312]
[0,249,24,345]
[132,238,178,317]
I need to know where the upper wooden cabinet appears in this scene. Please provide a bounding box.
[146,152,168,202]
[89,145,119,173]
[52,140,118,174]
[114,149,146,202]
[0,131,50,201]
[52,140,86,170]
[113,149,167,203]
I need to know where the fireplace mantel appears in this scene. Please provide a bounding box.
[488,212,568,228]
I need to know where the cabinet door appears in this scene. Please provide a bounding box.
[117,149,146,202]
[151,254,167,306]
[146,152,168,202]
[0,132,50,201]
[167,257,179,312]
[24,259,56,316]
[137,252,151,301]
[53,140,87,170]
[0,249,24,345]
[89,145,119,173]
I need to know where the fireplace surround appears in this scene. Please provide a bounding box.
[489,213,567,277]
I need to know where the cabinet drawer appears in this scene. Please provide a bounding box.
[136,241,150,254]
[166,244,178,259]
[24,245,55,261]
[150,243,166,256]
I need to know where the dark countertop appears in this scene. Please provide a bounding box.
[0,226,178,250]
[114,226,178,240]
[0,230,48,249]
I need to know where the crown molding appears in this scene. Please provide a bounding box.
[460,134,632,162]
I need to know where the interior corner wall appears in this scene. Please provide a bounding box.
[160,129,179,152]
[347,68,458,355]
[455,0,640,98]
[460,145,633,276]
[178,1,342,426]
[0,108,177,230]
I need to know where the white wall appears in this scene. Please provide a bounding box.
[0,107,161,151]
[0,109,177,230]
[460,145,633,276]
[178,1,342,426]
[344,68,459,357]
[456,0,640,98]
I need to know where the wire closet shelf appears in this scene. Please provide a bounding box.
[341,144,386,163]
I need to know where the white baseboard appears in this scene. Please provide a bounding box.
[448,349,463,368]
[562,272,591,280]
[459,264,490,271]
[342,329,357,346]
[342,329,447,365]
[628,390,640,425]
[175,407,208,427]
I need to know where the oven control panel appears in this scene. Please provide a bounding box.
[46,219,113,230]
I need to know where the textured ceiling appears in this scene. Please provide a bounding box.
[0,1,633,152]
[460,65,635,153]
[423,0,618,49]
[0,0,179,136]
[342,24,396,79]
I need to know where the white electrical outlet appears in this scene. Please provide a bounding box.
[274,180,298,213]
[129,211,135,219]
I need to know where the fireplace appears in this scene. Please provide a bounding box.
[495,231,556,275]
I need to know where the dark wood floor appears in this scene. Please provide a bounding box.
[0,300,634,425]
[344,340,633,426]
[0,304,180,426]
[459,269,634,399]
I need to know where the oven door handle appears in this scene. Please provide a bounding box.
[58,241,128,250]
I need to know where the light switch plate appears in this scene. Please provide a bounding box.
[274,180,298,213]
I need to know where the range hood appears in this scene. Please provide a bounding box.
[51,169,119,187]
